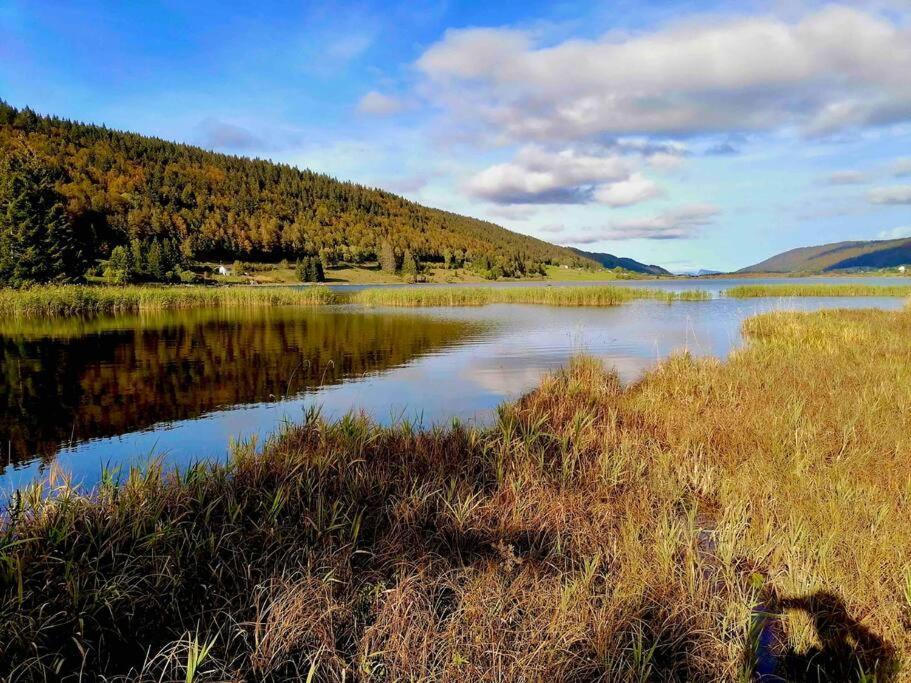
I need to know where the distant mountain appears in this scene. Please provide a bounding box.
[567,247,671,275]
[740,238,911,273]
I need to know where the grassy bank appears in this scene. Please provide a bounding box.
[350,284,709,307]
[726,283,911,298]
[0,284,710,318]
[0,285,338,318]
[3,305,909,680]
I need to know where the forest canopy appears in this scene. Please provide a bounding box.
[0,101,595,280]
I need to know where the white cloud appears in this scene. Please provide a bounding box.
[357,91,404,116]
[485,205,539,222]
[417,6,911,142]
[465,145,632,204]
[593,173,663,207]
[605,204,720,240]
[826,170,868,185]
[877,225,911,240]
[893,158,911,177]
[869,184,911,204]
[648,152,686,171]
[556,204,719,243]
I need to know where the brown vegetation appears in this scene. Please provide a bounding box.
[1,305,909,680]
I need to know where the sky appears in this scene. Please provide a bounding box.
[2,1,911,272]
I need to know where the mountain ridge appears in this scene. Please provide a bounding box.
[739,237,911,273]
[567,247,671,275]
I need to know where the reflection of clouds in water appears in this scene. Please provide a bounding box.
[4,296,906,494]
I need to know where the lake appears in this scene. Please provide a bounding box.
[1,278,906,493]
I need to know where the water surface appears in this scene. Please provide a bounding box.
[0,284,905,493]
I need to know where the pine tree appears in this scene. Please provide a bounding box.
[380,240,397,274]
[401,249,419,282]
[106,245,135,284]
[147,239,164,281]
[130,238,145,278]
[312,257,325,282]
[0,152,85,287]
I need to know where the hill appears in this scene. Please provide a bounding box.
[567,247,670,275]
[740,238,911,273]
[0,101,595,278]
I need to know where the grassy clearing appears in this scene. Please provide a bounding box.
[350,284,709,307]
[0,285,338,318]
[3,305,909,680]
[726,283,911,298]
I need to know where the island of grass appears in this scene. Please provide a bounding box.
[1,305,908,680]
[0,284,711,318]
[725,283,911,297]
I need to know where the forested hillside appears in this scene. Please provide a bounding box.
[0,101,593,278]
[740,237,911,273]
[568,247,670,275]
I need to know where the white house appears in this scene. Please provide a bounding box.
[217,264,231,276]
[898,265,907,273]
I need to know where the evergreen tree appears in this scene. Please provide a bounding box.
[147,239,164,281]
[106,245,135,284]
[401,249,419,282]
[380,240,397,274]
[312,257,325,282]
[130,238,145,278]
[0,152,85,287]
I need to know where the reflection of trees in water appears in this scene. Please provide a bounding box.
[0,308,479,468]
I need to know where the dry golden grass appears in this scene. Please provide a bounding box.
[1,306,909,680]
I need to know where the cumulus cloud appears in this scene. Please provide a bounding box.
[465,146,634,204]
[869,184,911,204]
[416,6,911,142]
[593,173,663,207]
[196,118,264,151]
[357,91,404,116]
[827,170,868,185]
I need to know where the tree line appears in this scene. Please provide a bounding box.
[0,101,596,286]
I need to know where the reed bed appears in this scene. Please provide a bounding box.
[0,284,338,318]
[350,284,710,307]
[2,305,909,680]
[725,283,911,298]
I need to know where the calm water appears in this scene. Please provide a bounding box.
[0,278,906,493]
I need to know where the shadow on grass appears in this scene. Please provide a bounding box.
[751,590,896,682]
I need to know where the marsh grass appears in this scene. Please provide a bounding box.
[349,284,710,307]
[1,307,910,680]
[725,283,911,298]
[0,285,339,318]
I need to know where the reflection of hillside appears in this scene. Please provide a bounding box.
[0,308,482,468]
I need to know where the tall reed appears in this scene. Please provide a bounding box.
[2,306,907,679]
[350,285,710,307]
[0,285,339,318]
[725,283,911,298]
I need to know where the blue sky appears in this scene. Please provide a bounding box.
[2,1,911,271]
